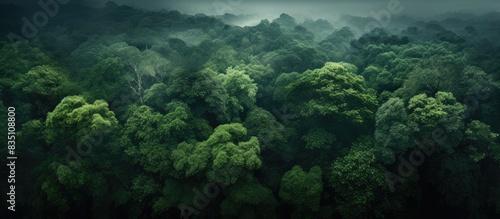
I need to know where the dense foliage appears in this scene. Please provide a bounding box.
[1,2,500,218]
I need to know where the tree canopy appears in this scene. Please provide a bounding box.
[2,3,500,219]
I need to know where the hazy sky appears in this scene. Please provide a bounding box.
[3,0,500,20]
[90,0,500,17]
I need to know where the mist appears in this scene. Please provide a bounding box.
[95,0,500,19]
[2,0,499,28]
[4,0,500,19]
[77,0,500,16]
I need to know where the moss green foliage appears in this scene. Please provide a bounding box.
[329,138,394,218]
[375,98,415,163]
[0,42,51,78]
[243,108,290,151]
[219,67,258,118]
[45,96,118,147]
[85,57,126,100]
[302,128,336,150]
[234,64,276,106]
[166,68,231,122]
[172,123,262,182]
[14,65,72,98]
[465,120,500,162]
[407,92,466,153]
[286,62,377,124]
[279,165,323,215]
[2,3,500,218]
[220,178,277,219]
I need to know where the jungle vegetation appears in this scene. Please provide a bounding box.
[1,1,500,218]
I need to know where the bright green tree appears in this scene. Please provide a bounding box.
[284,62,378,147]
[123,101,212,176]
[286,62,377,125]
[171,123,262,183]
[14,65,77,116]
[45,96,118,148]
[15,65,73,97]
[407,92,465,153]
[219,67,258,119]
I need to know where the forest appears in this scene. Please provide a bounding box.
[1,1,500,218]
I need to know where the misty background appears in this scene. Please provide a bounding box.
[2,0,500,22]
